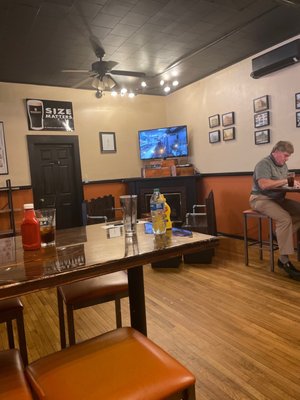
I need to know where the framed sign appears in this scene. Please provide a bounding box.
[26,99,74,131]
[254,129,270,145]
[254,111,270,128]
[100,132,116,153]
[295,93,300,109]
[223,127,235,141]
[253,95,269,113]
[209,130,220,143]
[296,112,300,127]
[208,114,220,128]
[222,111,234,127]
[0,122,8,175]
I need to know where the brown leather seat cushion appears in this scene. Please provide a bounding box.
[0,349,33,399]
[26,327,195,400]
[0,298,23,313]
[58,271,128,304]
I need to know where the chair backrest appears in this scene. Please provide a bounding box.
[82,195,115,225]
[183,190,217,236]
[205,190,217,236]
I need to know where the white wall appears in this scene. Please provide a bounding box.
[166,35,300,173]
[0,82,166,186]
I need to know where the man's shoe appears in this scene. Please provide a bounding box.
[278,259,300,280]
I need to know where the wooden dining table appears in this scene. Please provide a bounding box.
[0,223,219,335]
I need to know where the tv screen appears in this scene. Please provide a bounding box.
[138,125,188,160]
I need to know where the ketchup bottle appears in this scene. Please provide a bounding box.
[21,203,41,250]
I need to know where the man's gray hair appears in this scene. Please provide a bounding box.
[272,141,294,154]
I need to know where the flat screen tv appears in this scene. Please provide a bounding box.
[138,125,188,160]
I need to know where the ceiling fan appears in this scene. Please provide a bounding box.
[62,34,146,93]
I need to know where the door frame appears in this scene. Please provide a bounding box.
[27,135,83,226]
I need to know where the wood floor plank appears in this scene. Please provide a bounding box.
[0,237,299,399]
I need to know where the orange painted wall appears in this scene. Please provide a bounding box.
[4,174,300,237]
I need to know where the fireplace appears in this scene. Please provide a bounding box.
[144,192,182,222]
[125,176,200,224]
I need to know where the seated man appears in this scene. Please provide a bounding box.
[250,140,300,280]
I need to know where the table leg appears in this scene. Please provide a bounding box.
[127,266,147,336]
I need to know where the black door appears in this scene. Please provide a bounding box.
[27,135,83,229]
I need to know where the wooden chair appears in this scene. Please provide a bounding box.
[25,327,196,400]
[0,349,33,399]
[59,194,129,348]
[82,195,115,225]
[0,298,28,366]
[243,209,278,272]
[57,272,129,348]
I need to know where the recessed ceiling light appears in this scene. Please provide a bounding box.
[128,92,135,98]
[164,86,171,93]
[111,91,117,97]
[120,88,127,95]
[160,80,165,86]
[172,80,179,86]
[141,81,147,87]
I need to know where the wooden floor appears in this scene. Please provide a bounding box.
[1,237,300,399]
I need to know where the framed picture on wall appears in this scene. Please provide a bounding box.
[223,127,235,141]
[209,130,220,143]
[254,129,270,145]
[208,114,220,128]
[222,112,234,126]
[295,93,300,109]
[99,132,117,153]
[254,111,270,128]
[296,112,300,127]
[0,122,9,175]
[253,95,269,113]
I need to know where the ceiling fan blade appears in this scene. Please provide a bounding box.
[106,61,119,71]
[62,69,90,73]
[110,70,146,78]
[72,76,93,89]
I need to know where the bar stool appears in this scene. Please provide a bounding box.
[57,271,128,348]
[243,209,278,272]
[0,349,33,399]
[25,327,196,400]
[0,298,28,366]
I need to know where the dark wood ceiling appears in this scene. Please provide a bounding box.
[1,0,300,96]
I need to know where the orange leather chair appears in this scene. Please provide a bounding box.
[57,271,128,348]
[0,349,33,399]
[26,327,196,400]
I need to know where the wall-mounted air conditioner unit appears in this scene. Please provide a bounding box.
[251,39,300,79]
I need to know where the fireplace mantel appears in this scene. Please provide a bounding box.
[124,175,201,224]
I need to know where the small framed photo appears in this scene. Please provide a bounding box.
[209,130,221,143]
[254,129,270,145]
[295,93,300,109]
[0,122,9,175]
[254,111,270,128]
[99,132,116,153]
[223,127,235,141]
[253,95,269,113]
[208,114,220,128]
[296,112,300,127]
[222,112,234,127]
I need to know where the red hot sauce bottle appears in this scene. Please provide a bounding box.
[21,203,41,250]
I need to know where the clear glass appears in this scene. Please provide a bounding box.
[120,195,137,236]
[36,208,56,247]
